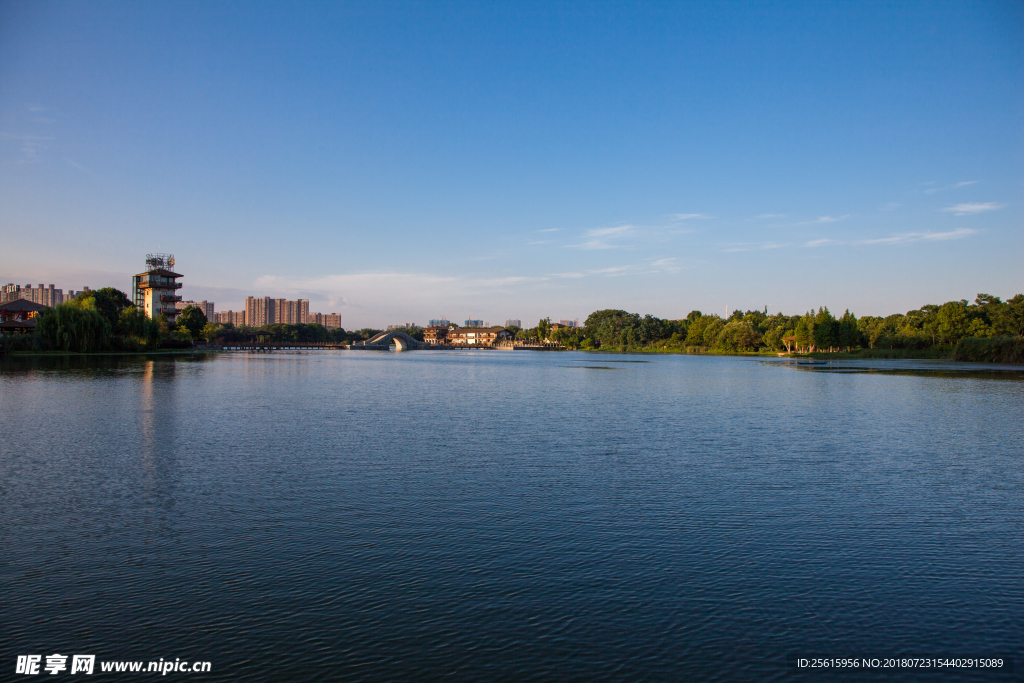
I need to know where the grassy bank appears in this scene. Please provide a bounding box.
[953,336,1024,363]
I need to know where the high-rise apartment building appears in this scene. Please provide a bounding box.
[245,296,310,326]
[505,319,521,328]
[216,310,246,325]
[2,284,67,307]
[246,296,273,327]
[273,299,287,324]
[271,298,309,324]
[305,312,341,328]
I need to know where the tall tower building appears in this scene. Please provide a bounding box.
[132,254,182,323]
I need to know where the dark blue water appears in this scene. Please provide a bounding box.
[2,352,1022,681]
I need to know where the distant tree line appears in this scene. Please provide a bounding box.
[517,293,1023,362]
[7,289,1023,363]
[32,288,163,353]
[17,289,394,353]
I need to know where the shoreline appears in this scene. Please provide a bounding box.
[3,347,1022,367]
[1,349,217,358]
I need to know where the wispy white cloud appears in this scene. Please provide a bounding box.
[796,215,848,225]
[568,225,635,250]
[65,158,95,176]
[253,271,554,315]
[1,133,54,163]
[527,240,551,245]
[536,228,560,233]
[942,202,1005,216]
[756,213,785,219]
[552,259,679,278]
[804,228,978,248]
[674,213,712,220]
[925,180,981,194]
[723,242,787,253]
[858,228,978,245]
[257,259,688,311]
[881,202,901,211]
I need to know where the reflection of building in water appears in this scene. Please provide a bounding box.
[138,360,179,508]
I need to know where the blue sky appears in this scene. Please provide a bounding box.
[1,1,1021,327]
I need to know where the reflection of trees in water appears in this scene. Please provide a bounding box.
[0,353,217,377]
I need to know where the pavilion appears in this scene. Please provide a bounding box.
[0,299,47,334]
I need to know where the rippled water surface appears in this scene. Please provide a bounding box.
[2,352,1022,681]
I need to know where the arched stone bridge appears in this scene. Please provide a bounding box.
[350,330,429,351]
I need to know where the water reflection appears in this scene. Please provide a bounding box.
[1,352,1021,681]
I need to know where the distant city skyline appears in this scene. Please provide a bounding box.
[1,1,1021,328]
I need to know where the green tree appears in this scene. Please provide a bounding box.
[1006,294,1024,336]
[35,303,111,352]
[812,307,838,351]
[176,305,208,340]
[837,309,861,351]
[975,293,1017,336]
[537,317,552,341]
[936,300,969,344]
[585,309,640,348]
[794,314,815,351]
[200,322,221,343]
[702,318,725,347]
[683,315,713,347]
[637,314,665,345]
[762,326,786,350]
[118,306,161,347]
[715,321,761,351]
[74,287,133,329]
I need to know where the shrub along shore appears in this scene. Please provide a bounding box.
[2,290,1022,364]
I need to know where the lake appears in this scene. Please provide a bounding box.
[1,351,1022,681]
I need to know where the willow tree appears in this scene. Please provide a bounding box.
[35,303,111,353]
